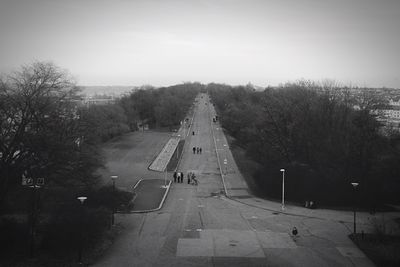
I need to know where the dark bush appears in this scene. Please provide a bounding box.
[41,203,110,255]
[0,217,27,254]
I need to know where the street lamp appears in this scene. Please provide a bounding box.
[351,182,359,236]
[280,169,285,210]
[223,158,228,175]
[176,135,181,159]
[162,166,169,188]
[111,175,118,226]
[22,172,45,259]
[77,196,87,204]
[223,144,227,159]
[77,196,87,264]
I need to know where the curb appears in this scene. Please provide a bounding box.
[126,179,172,213]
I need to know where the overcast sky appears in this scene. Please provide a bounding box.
[1,0,399,88]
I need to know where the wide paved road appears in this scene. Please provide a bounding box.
[95,93,375,267]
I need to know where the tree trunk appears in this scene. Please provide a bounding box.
[0,165,10,213]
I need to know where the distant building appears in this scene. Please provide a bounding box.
[389,97,400,107]
[83,97,116,107]
[81,94,117,107]
[380,107,400,120]
[372,98,400,133]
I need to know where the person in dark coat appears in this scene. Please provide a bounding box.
[180,172,184,183]
[173,171,177,183]
[193,147,196,154]
[187,172,191,184]
[191,173,198,185]
[199,147,202,154]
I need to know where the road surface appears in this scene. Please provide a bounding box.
[95,93,378,267]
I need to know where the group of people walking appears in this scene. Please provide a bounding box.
[192,147,202,154]
[173,171,185,183]
[173,171,198,186]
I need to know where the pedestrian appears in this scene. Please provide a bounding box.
[173,171,177,183]
[292,227,298,236]
[199,147,202,154]
[192,131,195,135]
[192,173,198,186]
[196,147,199,154]
[187,172,191,184]
[177,172,181,183]
[193,147,196,154]
[180,172,184,183]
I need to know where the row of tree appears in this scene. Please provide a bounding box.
[119,83,201,130]
[208,81,400,207]
[0,62,199,262]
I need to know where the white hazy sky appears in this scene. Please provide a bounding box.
[1,0,399,87]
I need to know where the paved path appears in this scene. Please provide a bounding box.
[94,93,400,266]
[148,104,194,172]
[148,137,180,172]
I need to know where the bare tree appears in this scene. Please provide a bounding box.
[0,62,95,207]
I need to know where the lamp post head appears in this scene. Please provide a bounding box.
[280,169,285,172]
[111,175,118,181]
[77,196,87,204]
[351,182,359,188]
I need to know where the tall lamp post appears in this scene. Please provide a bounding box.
[22,173,45,259]
[280,169,285,210]
[223,144,228,161]
[176,135,181,159]
[164,167,167,188]
[29,182,40,258]
[111,175,118,226]
[223,159,228,175]
[351,182,359,236]
[77,196,87,264]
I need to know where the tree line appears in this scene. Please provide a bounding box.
[119,83,201,130]
[208,81,400,208]
[0,62,198,263]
